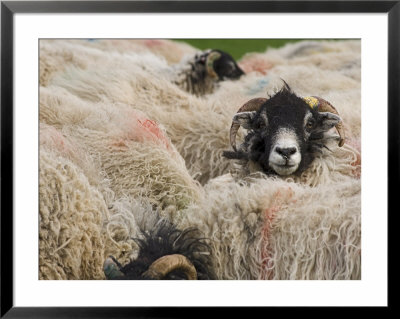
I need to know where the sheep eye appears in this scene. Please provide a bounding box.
[306,120,314,130]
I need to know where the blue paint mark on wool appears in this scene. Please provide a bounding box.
[246,76,270,95]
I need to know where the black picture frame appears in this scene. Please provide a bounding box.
[1,1,395,317]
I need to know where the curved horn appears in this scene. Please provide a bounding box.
[142,254,197,280]
[230,98,268,151]
[206,51,221,79]
[312,96,345,147]
[103,256,124,280]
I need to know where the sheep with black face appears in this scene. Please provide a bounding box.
[103,219,215,280]
[174,49,245,96]
[223,84,346,176]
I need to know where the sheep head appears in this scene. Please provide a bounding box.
[176,49,245,96]
[195,49,244,81]
[103,220,214,280]
[204,49,245,80]
[104,254,197,280]
[223,84,346,176]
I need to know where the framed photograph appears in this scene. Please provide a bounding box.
[1,1,395,317]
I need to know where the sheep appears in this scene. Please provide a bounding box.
[40,39,244,97]
[42,39,360,186]
[39,149,110,280]
[39,85,205,280]
[223,83,346,177]
[172,49,245,96]
[79,39,198,65]
[40,135,203,281]
[39,39,361,280]
[103,217,215,280]
[39,39,197,86]
[39,85,203,219]
[177,172,361,280]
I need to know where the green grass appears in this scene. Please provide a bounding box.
[174,39,343,60]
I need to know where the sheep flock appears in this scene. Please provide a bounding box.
[39,39,361,280]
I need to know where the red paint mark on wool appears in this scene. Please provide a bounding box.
[351,155,361,178]
[136,118,172,151]
[40,124,77,157]
[260,205,278,280]
[144,39,164,47]
[112,110,173,152]
[346,137,361,178]
[259,187,296,279]
[238,55,273,75]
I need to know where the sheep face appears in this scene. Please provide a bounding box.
[224,87,342,176]
[176,49,244,96]
[194,49,244,81]
[210,50,245,81]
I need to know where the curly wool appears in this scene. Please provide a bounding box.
[39,150,110,280]
[40,125,189,279]
[264,177,361,280]
[40,40,113,87]
[177,174,304,279]
[39,84,204,279]
[66,39,197,65]
[39,150,172,280]
[40,39,195,86]
[71,128,203,220]
[39,39,361,280]
[40,85,203,220]
[42,39,361,186]
[44,57,232,184]
[178,173,361,280]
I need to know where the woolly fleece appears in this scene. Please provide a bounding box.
[39,39,361,280]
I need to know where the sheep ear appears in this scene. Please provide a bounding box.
[232,111,257,129]
[319,112,341,131]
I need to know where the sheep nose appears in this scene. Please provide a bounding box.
[275,147,297,159]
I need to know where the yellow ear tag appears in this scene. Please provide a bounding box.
[302,96,319,110]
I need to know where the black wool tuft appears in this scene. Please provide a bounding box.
[112,218,215,280]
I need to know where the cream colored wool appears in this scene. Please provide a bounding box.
[43,39,361,185]
[243,40,361,81]
[39,39,172,87]
[104,197,166,265]
[68,127,203,221]
[40,130,179,278]
[178,173,361,280]
[40,82,203,279]
[72,39,197,64]
[178,174,289,280]
[39,150,159,279]
[40,85,203,220]
[39,39,361,280]
[40,40,113,87]
[40,123,108,189]
[44,50,235,184]
[264,176,361,280]
[39,149,110,279]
